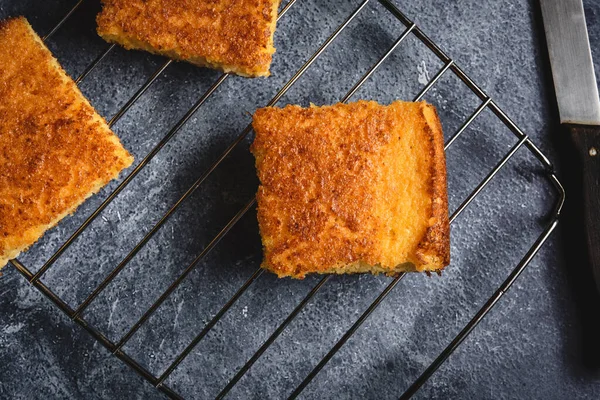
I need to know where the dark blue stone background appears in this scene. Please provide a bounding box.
[1,0,600,398]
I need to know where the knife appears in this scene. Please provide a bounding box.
[540,0,600,292]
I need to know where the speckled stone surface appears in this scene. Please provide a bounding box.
[1,0,600,399]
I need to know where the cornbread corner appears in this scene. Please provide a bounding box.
[96,0,281,77]
[0,17,134,269]
[251,100,450,279]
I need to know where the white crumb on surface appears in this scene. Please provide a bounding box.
[173,299,185,329]
[106,298,119,329]
[417,60,430,85]
[2,322,24,335]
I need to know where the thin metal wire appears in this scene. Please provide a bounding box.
[30,0,299,283]
[112,0,373,348]
[398,217,560,399]
[213,58,456,398]
[376,0,566,204]
[41,0,84,42]
[9,1,567,399]
[279,114,537,400]
[488,100,557,169]
[279,5,567,397]
[156,267,265,387]
[342,23,415,101]
[10,259,75,315]
[378,0,557,172]
[108,60,173,127]
[29,71,230,283]
[72,0,371,321]
[125,22,430,385]
[413,61,453,102]
[285,167,564,400]
[288,274,406,399]
[11,259,198,399]
[75,44,116,84]
[282,134,532,399]
[215,275,331,399]
[449,136,527,223]
[115,196,258,350]
[378,0,560,183]
[279,4,567,398]
[444,98,491,150]
[81,57,173,139]
[158,386,185,400]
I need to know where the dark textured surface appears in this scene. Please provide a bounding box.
[0,0,599,399]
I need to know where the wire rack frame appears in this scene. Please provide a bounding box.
[8,0,566,398]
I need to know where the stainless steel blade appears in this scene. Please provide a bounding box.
[540,0,600,125]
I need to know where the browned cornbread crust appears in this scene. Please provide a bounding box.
[251,100,450,278]
[96,0,281,77]
[0,17,134,269]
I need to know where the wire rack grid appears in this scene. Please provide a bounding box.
[8,0,565,398]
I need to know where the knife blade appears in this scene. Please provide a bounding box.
[541,0,600,125]
[540,0,600,292]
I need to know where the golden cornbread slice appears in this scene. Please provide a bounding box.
[96,0,281,77]
[0,17,134,269]
[251,100,450,278]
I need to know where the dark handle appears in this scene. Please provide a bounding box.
[569,124,600,293]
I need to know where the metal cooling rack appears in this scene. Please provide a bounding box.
[9,0,565,398]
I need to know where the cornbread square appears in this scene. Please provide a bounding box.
[0,17,134,269]
[96,0,281,77]
[251,100,450,278]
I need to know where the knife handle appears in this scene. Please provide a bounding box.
[568,124,600,289]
